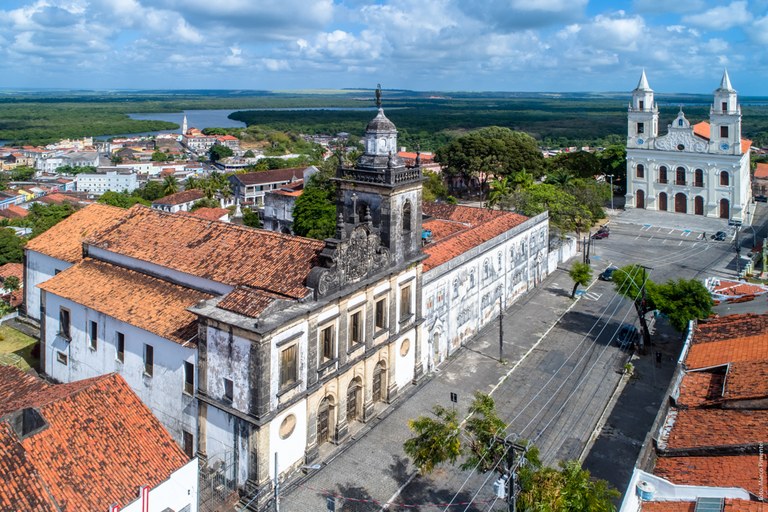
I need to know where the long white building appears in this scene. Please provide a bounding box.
[625,71,752,222]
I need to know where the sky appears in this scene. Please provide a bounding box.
[2,0,768,95]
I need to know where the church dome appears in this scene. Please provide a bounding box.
[366,109,396,132]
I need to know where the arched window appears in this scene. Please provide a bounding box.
[402,201,412,233]
[694,169,704,187]
[659,166,667,184]
[636,164,645,178]
[720,171,730,186]
[676,167,686,186]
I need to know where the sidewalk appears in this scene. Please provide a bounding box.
[280,266,619,511]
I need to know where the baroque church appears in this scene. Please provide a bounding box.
[625,70,752,222]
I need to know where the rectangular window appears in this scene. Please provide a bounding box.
[183,430,194,459]
[280,345,297,388]
[637,122,644,134]
[59,308,71,340]
[722,101,728,112]
[638,100,644,110]
[375,299,387,330]
[350,311,362,345]
[320,325,335,362]
[223,378,233,402]
[116,332,125,363]
[720,126,729,138]
[88,320,97,350]
[184,361,194,395]
[400,285,412,321]
[143,344,154,377]
[56,351,67,365]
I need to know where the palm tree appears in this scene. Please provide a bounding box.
[185,176,199,190]
[546,168,574,187]
[162,175,179,196]
[486,177,513,210]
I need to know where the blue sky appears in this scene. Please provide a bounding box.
[1,0,768,94]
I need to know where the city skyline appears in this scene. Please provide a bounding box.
[2,0,768,95]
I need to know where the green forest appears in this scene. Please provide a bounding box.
[3,89,768,148]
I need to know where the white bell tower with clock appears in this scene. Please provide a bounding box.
[709,70,742,156]
[627,70,658,150]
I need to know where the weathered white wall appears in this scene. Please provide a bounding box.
[42,292,197,448]
[268,401,308,476]
[25,250,70,321]
[394,327,416,389]
[205,325,252,412]
[269,321,309,411]
[120,458,199,512]
[422,216,549,368]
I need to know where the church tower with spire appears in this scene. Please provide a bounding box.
[709,70,742,156]
[182,115,188,135]
[627,70,658,149]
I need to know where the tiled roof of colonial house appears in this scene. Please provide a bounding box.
[39,259,213,345]
[0,204,29,219]
[24,203,127,263]
[654,455,768,497]
[230,167,306,186]
[421,203,529,271]
[0,262,23,282]
[182,207,230,222]
[0,365,188,512]
[755,162,768,179]
[151,188,205,206]
[84,205,324,315]
[269,179,304,197]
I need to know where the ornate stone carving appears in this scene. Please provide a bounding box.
[653,130,708,153]
[309,225,391,298]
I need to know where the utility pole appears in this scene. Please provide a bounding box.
[274,452,279,512]
[735,226,742,278]
[635,265,652,354]
[499,296,504,363]
[608,175,614,211]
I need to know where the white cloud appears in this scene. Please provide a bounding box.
[682,1,750,30]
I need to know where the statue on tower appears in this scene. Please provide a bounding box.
[375,84,382,109]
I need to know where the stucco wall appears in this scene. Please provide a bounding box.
[25,250,70,321]
[120,458,199,512]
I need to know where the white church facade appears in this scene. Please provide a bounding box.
[624,71,752,222]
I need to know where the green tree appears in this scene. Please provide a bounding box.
[136,180,166,201]
[190,198,221,211]
[486,176,514,211]
[110,154,123,165]
[3,275,20,292]
[403,404,462,474]
[569,262,592,298]
[613,265,656,348]
[243,150,256,158]
[27,203,76,237]
[597,145,627,194]
[292,186,336,239]
[209,144,234,162]
[567,178,610,222]
[162,175,179,196]
[518,460,620,512]
[98,191,149,209]
[435,127,545,192]
[242,207,262,228]
[652,278,713,332]
[10,166,36,181]
[512,183,591,234]
[151,150,169,162]
[422,170,454,203]
[0,229,24,265]
[547,151,601,179]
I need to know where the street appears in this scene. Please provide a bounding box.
[279,209,746,511]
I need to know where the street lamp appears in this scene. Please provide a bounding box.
[607,175,614,211]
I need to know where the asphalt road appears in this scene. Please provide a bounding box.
[278,212,740,512]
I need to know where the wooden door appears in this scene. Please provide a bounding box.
[317,402,330,444]
[695,196,704,215]
[658,193,667,211]
[675,193,687,213]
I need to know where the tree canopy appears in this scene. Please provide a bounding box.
[27,203,76,237]
[569,262,592,298]
[209,144,234,162]
[98,191,150,209]
[512,183,592,234]
[292,181,336,240]
[547,151,601,179]
[0,229,24,265]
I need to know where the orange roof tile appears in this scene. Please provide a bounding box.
[642,502,695,512]
[39,259,212,345]
[230,167,306,186]
[0,366,188,512]
[422,203,529,271]
[85,205,323,302]
[0,262,23,282]
[218,287,288,318]
[676,369,725,408]
[712,280,768,297]
[755,163,768,180]
[152,188,205,206]
[695,314,768,344]
[38,193,78,205]
[723,360,768,401]
[24,203,127,263]
[655,455,768,496]
[183,207,229,221]
[686,333,768,369]
[664,408,768,450]
[0,204,29,219]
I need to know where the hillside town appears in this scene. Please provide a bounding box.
[2,72,768,512]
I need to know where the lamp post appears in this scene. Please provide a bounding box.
[607,175,614,211]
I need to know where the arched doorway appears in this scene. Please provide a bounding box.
[431,332,441,369]
[658,192,668,211]
[694,196,704,216]
[372,361,387,403]
[674,193,687,213]
[346,378,362,423]
[636,189,645,209]
[317,396,335,445]
[720,198,730,219]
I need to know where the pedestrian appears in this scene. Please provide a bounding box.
[703,231,707,241]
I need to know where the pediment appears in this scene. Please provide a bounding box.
[653,129,708,153]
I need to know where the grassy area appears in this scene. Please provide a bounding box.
[0,324,38,371]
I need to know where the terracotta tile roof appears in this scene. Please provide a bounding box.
[711,280,768,297]
[422,218,469,240]
[24,203,127,263]
[0,365,188,512]
[151,188,205,206]
[755,163,768,180]
[643,501,762,512]
[686,333,768,369]
[0,262,23,282]
[218,287,288,318]
[693,122,752,153]
[421,203,529,271]
[269,179,304,197]
[676,369,725,408]
[663,408,768,451]
[695,314,768,344]
[0,204,29,219]
[85,205,323,301]
[655,455,768,496]
[39,258,212,345]
[723,360,768,401]
[38,193,81,205]
[230,167,306,186]
[182,207,230,221]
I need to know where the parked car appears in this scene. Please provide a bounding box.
[616,323,639,349]
[599,266,619,281]
[711,231,727,241]
[592,230,609,239]
[755,195,767,203]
